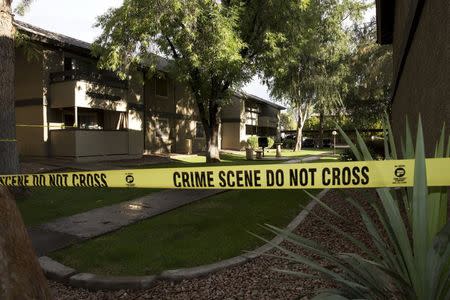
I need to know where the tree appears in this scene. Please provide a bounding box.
[0,0,19,174]
[94,0,310,162]
[262,0,366,151]
[343,20,392,129]
[279,111,297,131]
[0,1,51,298]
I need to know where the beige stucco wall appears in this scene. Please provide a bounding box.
[221,122,242,150]
[50,81,127,111]
[50,130,77,156]
[127,71,144,104]
[15,48,43,100]
[51,130,129,157]
[145,75,176,113]
[145,116,173,154]
[15,106,47,156]
[221,96,242,119]
[128,130,144,155]
[391,0,449,156]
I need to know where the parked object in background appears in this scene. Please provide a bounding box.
[322,138,333,148]
[282,134,296,149]
[340,139,385,161]
[301,138,315,148]
[255,149,263,159]
[258,137,268,157]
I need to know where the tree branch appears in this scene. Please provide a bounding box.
[165,36,179,59]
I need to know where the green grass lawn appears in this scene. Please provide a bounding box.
[17,187,160,226]
[263,148,334,157]
[51,188,315,276]
[170,152,289,165]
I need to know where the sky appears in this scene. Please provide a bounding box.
[14,0,375,101]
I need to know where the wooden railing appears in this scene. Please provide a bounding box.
[50,70,128,90]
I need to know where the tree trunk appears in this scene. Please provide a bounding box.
[317,111,324,148]
[0,187,52,299]
[205,122,220,163]
[294,123,303,151]
[294,107,307,152]
[204,102,221,163]
[0,2,52,299]
[0,0,19,174]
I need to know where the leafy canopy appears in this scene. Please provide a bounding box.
[94,0,311,107]
[262,0,367,112]
[343,20,393,129]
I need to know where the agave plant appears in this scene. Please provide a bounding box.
[258,117,450,299]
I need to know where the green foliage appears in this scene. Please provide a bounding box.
[261,0,368,151]
[262,117,450,299]
[342,21,393,129]
[247,136,259,149]
[282,139,296,150]
[340,139,385,161]
[94,0,315,159]
[14,0,34,15]
[280,112,297,131]
[14,31,43,62]
[267,137,275,149]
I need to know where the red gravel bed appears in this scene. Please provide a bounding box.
[49,189,385,299]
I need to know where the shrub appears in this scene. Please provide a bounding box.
[341,139,385,161]
[340,148,356,161]
[247,136,258,149]
[267,137,275,149]
[282,139,295,149]
[262,116,450,300]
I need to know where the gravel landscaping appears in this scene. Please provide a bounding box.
[49,188,383,299]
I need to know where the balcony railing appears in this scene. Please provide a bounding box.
[50,70,128,90]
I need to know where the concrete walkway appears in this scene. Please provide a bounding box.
[29,189,224,255]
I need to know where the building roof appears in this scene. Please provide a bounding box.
[14,20,92,54]
[235,91,285,110]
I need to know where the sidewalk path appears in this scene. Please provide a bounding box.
[29,189,223,255]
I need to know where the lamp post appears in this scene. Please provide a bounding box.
[332,130,337,155]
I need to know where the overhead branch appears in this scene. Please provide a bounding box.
[165,36,180,59]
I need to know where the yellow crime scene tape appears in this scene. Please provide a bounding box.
[0,158,449,189]
[16,124,76,129]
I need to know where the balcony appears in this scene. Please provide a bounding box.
[50,70,128,90]
[50,129,130,158]
[49,70,128,112]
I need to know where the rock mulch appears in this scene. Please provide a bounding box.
[49,189,379,300]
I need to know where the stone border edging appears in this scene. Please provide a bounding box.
[39,189,329,291]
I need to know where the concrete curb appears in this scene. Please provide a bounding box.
[40,189,329,290]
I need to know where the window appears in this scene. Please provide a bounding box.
[64,57,73,71]
[155,77,168,97]
[245,104,260,126]
[257,126,277,136]
[246,125,257,135]
[196,122,204,138]
[64,57,74,80]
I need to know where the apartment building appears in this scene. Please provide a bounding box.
[14,21,283,161]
